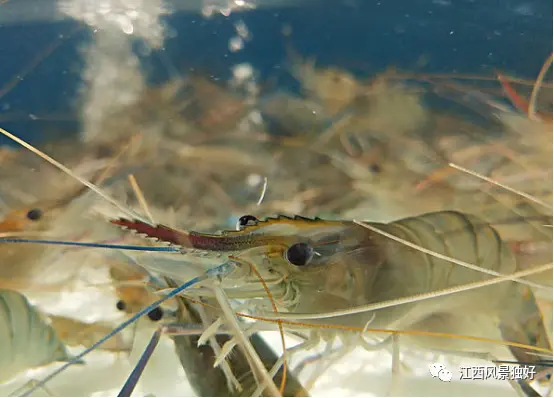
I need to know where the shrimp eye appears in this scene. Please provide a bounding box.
[285,242,314,266]
[147,307,164,321]
[26,208,43,221]
[368,163,381,173]
[237,215,258,229]
[116,300,126,311]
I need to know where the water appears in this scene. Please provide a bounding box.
[0,1,551,397]
[0,0,551,145]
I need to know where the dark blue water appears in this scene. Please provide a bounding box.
[0,0,551,145]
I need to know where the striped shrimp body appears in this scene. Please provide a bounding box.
[113,211,550,360]
[332,212,519,336]
[356,212,550,366]
[0,289,71,385]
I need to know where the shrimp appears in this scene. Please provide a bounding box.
[287,50,359,115]
[0,192,92,285]
[47,315,130,353]
[106,210,550,395]
[110,211,547,322]
[112,208,540,392]
[0,289,71,384]
[0,164,128,288]
[108,255,180,322]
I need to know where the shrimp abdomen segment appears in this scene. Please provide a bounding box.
[366,211,519,329]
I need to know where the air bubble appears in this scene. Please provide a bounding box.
[229,36,244,52]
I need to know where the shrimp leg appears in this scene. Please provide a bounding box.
[172,297,309,397]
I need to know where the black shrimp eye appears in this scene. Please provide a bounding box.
[116,300,126,311]
[26,208,43,221]
[285,242,314,266]
[147,307,164,321]
[237,215,258,229]
[368,163,381,173]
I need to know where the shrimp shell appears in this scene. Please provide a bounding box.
[0,289,70,383]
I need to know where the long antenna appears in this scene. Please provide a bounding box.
[0,237,181,252]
